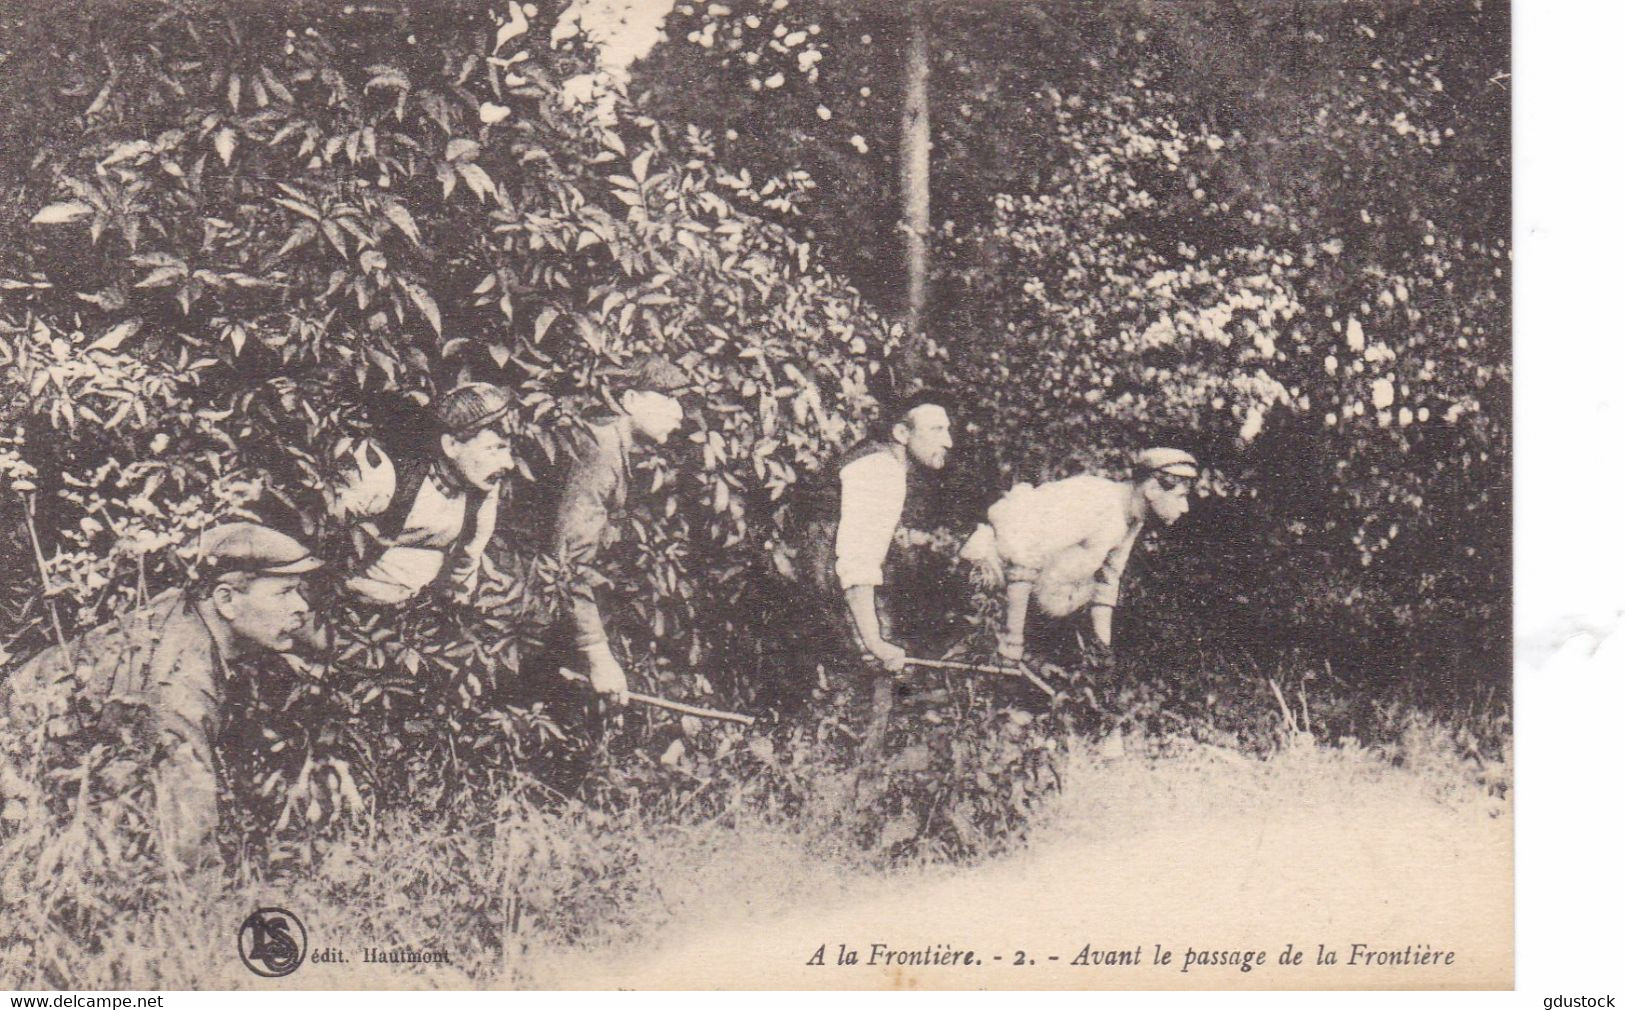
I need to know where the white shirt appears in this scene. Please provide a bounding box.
[983,474,1143,614]
[834,448,908,590]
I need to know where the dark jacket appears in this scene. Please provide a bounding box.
[553,418,634,651]
[3,588,227,865]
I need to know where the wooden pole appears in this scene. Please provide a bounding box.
[558,668,756,726]
[906,656,1010,677]
[899,0,931,376]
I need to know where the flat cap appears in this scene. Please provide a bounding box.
[1133,447,1199,480]
[435,382,517,435]
[603,353,692,395]
[196,522,324,578]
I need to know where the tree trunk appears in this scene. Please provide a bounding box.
[898,0,930,379]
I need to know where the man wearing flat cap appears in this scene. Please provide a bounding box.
[334,381,518,606]
[961,447,1198,668]
[1,522,320,866]
[552,354,692,703]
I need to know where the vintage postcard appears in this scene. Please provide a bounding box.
[1,0,1511,991]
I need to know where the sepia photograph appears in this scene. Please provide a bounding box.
[0,0,1513,991]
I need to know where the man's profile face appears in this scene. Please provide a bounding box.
[897,404,953,470]
[624,389,685,445]
[442,427,515,491]
[1145,475,1192,525]
[216,574,311,653]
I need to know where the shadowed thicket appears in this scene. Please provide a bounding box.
[632,0,1511,695]
[0,0,900,836]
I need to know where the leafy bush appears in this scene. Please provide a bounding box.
[934,4,1510,683]
[1,0,895,837]
[629,0,1510,689]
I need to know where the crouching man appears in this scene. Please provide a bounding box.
[335,382,517,607]
[962,448,1197,669]
[796,390,954,750]
[553,354,692,704]
[1,522,321,867]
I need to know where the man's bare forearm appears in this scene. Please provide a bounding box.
[1090,602,1113,646]
[1004,580,1033,644]
[844,584,885,653]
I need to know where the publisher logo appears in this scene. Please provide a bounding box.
[238,907,307,978]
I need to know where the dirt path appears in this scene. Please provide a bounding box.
[531,740,1511,989]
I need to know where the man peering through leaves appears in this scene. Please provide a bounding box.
[332,382,518,607]
[961,447,1198,670]
[552,353,692,705]
[0,522,321,869]
[795,389,955,751]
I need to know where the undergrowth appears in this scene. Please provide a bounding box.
[0,648,1508,989]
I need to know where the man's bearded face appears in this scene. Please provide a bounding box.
[899,404,953,470]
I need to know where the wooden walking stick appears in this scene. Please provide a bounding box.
[904,655,1058,699]
[558,668,756,726]
[905,656,1010,677]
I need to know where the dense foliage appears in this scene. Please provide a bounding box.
[0,0,895,841]
[632,0,1511,683]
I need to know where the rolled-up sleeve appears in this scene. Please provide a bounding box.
[555,436,621,650]
[834,452,906,590]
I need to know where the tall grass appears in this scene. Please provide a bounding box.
[0,652,1509,989]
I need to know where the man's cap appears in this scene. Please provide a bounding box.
[435,382,517,435]
[195,522,324,579]
[603,353,693,395]
[1133,447,1199,481]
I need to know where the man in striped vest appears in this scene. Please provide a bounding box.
[334,382,517,607]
